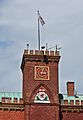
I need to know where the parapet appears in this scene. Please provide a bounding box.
[0,92,23,104]
[61,99,83,113]
[0,92,24,111]
[62,99,83,106]
[21,50,60,71]
[1,97,24,104]
[24,50,60,56]
[61,94,83,106]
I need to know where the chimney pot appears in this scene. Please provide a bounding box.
[67,82,74,96]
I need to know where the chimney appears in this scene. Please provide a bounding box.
[67,82,74,96]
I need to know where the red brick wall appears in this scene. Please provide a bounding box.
[24,104,59,120]
[30,105,55,120]
[23,62,59,103]
[21,50,60,120]
[0,110,24,120]
[23,62,60,120]
[62,112,83,120]
[1,107,83,120]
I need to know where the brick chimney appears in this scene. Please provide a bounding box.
[67,82,74,96]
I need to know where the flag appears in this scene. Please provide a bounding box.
[38,10,45,26]
[39,15,45,26]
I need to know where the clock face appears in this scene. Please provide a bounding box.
[35,66,49,80]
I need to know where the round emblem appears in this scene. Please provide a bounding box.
[37,91,46,101]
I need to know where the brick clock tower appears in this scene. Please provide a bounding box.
[21,49,60,120]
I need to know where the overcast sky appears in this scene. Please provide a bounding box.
[0,0,83,94]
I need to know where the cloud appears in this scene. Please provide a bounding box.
[0,0,83,94]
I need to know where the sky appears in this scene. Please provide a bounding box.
[0,0,83,94]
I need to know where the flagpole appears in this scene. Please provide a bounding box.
[37,10,40,50]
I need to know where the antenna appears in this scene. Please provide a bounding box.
[46,43,48,50]
[75,90,78,98]
[27,43,29,50]
[56,45,61,51]
[47,44,61,51]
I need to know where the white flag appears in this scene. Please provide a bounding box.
[38,10,45,26]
